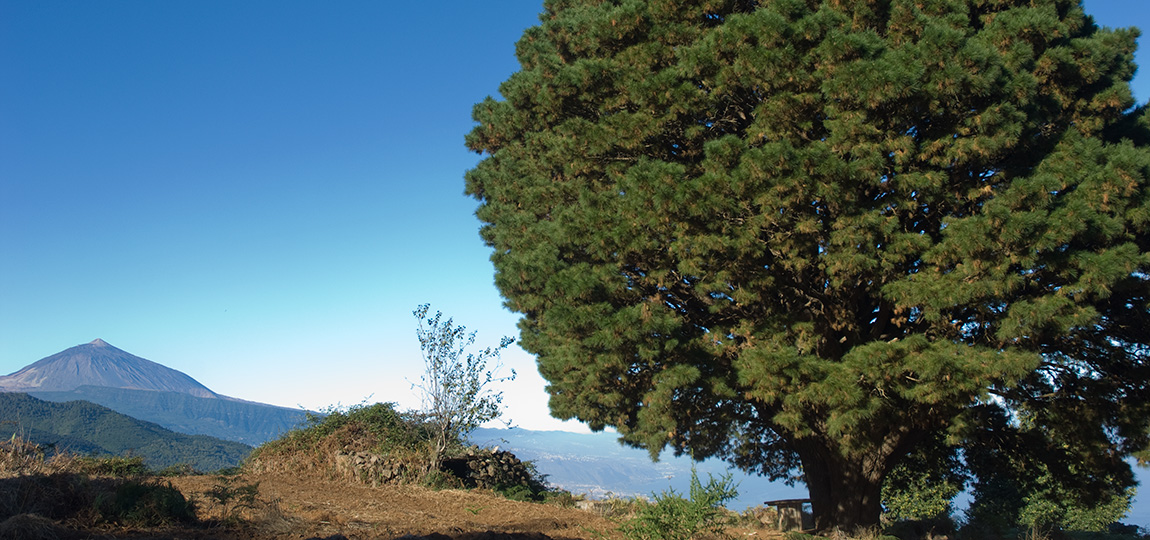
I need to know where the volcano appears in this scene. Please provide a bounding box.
[0,339,219,398]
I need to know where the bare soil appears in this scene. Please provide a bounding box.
[153,471,786,540]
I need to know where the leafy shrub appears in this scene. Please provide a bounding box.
[882,468,961,522]
[254,402,429,463]
[1058,488,1135,533]
[963,469,1135,535]
[253,399,566,508]
[498,483,542,502]
[420,469,464,490]
[202,476,260,524]
[155,463,199,477]
[542,489,578,508]
[487,455,572,503]
[76,455,148,477]
[620,468,738,540]
[881,433,964,524]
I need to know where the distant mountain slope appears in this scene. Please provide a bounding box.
[1,340,309,445]
[12,424,108,456]
[0,339,217,398]
[30,385,308,446]
[0,393,251,472]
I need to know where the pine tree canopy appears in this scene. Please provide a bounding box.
[466,0,1149,530]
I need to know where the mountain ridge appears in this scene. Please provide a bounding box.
[0,392,251,471]
[30,385,308,445]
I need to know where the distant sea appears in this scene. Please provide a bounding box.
[1119,461,1147,529]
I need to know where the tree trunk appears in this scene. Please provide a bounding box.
[798,442,887,532]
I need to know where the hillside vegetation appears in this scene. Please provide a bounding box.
[30,385,308,445]
[0,392,251,472]
[249,401,555,501]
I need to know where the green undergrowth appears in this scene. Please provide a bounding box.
[618,468,739,540]
[252,401,429,466]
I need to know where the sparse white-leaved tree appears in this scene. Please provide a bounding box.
[412,304,515,469]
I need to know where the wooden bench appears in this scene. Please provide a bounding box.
[764,498,812,531]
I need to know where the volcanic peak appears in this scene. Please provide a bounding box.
[0,339,219,399]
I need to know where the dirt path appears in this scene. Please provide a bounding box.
[169,472,631,540]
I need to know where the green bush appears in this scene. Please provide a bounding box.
[254,401,430,460]
[620,468,738,540]
[485,456,554,502]
[203,476,260,524]
[881,433,964,523]
[1059,488,1136,533]
[420,469,464,490]
[154,463,199,477]
[542,489,578,508]
[964,468,1135,535]
[497,484,540,502]
[75,455,148,477]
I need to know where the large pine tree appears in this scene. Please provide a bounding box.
[466,0,1149,529]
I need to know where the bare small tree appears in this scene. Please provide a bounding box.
[412,304,515,470]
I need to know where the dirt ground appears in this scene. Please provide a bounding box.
[156,471,787,540]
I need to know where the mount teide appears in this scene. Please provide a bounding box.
[0,339,307,445]
[0,339,219,397]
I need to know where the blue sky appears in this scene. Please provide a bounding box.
[2,1,1149,438]
[1,1,566,427]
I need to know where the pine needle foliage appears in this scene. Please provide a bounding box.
[466,0,1150,531]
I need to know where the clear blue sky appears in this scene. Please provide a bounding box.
[0,0,570,427]
[1,1,1148,437]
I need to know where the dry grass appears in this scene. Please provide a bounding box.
[0,434,80,478]
[0,435,199,538]
[0,513,64,540]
